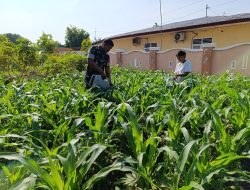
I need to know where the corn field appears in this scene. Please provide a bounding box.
[0,68,249,190]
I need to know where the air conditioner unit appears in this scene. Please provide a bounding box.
[175,32,185,41]
[132,37,141,45]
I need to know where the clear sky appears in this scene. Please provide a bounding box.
[0,0,249,44]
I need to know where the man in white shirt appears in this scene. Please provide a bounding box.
[174,50,192,83]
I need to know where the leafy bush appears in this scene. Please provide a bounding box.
[41,53,87,75]
[0,35,18,72]
[60,53,87,72]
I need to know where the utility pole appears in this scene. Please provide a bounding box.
[159,0,163,49]
[206,4,209,17]
[94,28,97,40]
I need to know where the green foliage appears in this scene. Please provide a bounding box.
[0,69,250,189]
[65,25,89,49]
[0,34,18,72]
[59,53,86,72]
[16,38,39,66]
[36,33,58,54]
[4,33,23,44]
[41,53,87,75]
[81,37,92,52]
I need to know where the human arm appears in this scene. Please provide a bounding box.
[105,66,112,85]
[174,72,190,78]
[173,72,189,81]
[88,58,106,78]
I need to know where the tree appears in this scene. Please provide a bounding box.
[81,37,92,52]
[16,38,38,66]
[4,33,23,44]
[65,26,89,49]
[0,35,18,72]
[36,33,58,54]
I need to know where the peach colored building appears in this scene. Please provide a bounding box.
[108,13,250,75]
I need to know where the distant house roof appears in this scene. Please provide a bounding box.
[110,13,250,40]
[55,47,72,54]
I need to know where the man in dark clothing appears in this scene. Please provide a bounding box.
[85,39,114,89]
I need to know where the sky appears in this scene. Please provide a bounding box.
[0,0,250,44]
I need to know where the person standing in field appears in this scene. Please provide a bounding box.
[85,39,114,89]
[173,50,192,83]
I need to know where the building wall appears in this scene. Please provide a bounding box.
[112,22,250,52]
[122,51,150,70]
[156,50,203,73]
[109,43,250,76]
[156,50,177,73]
[212,44,250,75]
[109,52,117,66]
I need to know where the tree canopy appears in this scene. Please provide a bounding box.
[81,37,92,52]
[37,33,58,54]
[16,38,38,66]
[0,34,17,71]
[65,26,90,49]
[4,33,23,44]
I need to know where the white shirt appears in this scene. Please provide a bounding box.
[174,60,192,82]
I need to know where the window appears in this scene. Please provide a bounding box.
[230,60,237,69]
[144,43,150,49]
[192,38,213,49]
[144,43,158,51]
[242,56,248,69]
[168,61,172,69]
[151,43,157,47]
[203,38,212,43]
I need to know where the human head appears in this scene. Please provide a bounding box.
[101,39,114,52]
[176,50,186,63]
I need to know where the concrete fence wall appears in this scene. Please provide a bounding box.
[109,43,250,76]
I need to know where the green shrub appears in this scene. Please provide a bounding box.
[41,53,87,75]
[60,53,87,72]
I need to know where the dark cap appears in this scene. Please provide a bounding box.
[176,50,186,56]
[103,39,114,47]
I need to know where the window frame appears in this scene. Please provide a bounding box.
[230,60,237,69]
[192,38,213,49]
[242,56,248,69]
[144,42,158,51]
